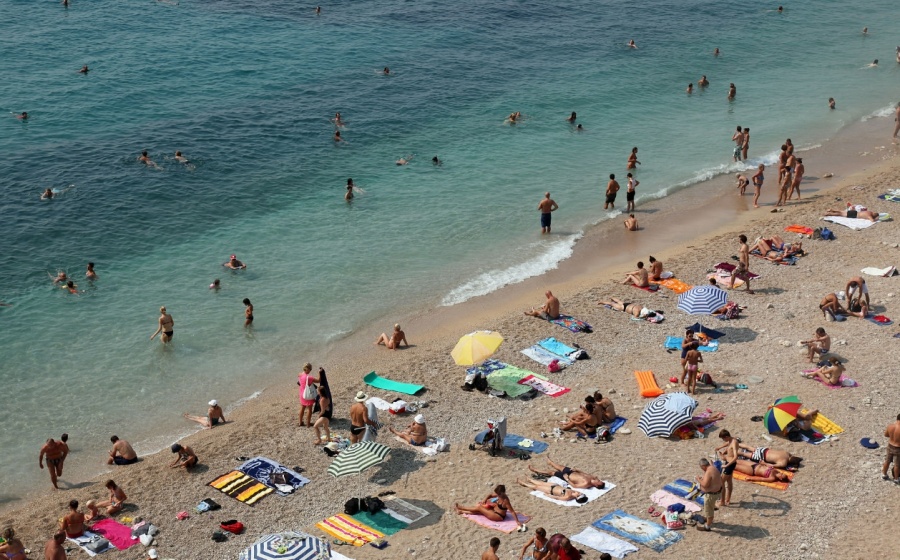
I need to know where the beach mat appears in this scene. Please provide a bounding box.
[732,468,794,491]
[363,371,424,395]
[571,527,639,559]
[803,371,859,389]
[550,314,593,333]
[530,476,615,507]
[517,374,570,397]
[662,479,705,506]
[650,489,701,513]
[877,191,900,202]
[317,513,384,546]
[462,511,531,533]
[239,456,310,496]
[652,278,692,294]
[805,410,844,435]
[664,335,718,352]
[474,431,549,454]
[208,470,275,506]
[592,509,683,553]
[609,416,627,434]
[382,497,430,524]
[823,216,876,230]
[351,510,409,536]
[521,345,573,367]
[90,519,137,551]
[708,271,745,288]
[784,224,814,235]
[634,370,663,398]
[487,366,544,398]
[67,531,114,557]
[632,283,659,292]
[861,266,897,277]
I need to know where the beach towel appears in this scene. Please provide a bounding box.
[382,497,430,524]
[550,314,593,333]
[861,266,897,277]
[878,191,900,202]
[650,489,701,513]
[712,262,762,280]
[664,336,718,352]
[239,457,310,496]
[462,511,531,533]
[351,510,409,536]
[784,224,814,235]
[521,345,574,367]
[866,314,894,326]
[90,519,137,551]
[363,371,424,395]
[803,410,844,435]
[316,513,384,546]
[529,476,615,507]
[732,468,794,491]
[652,277,692,294]
[571,527,639,559]
[466,359,507,378]
[803,370,859,389]
[592,510,683,553]
[662,479,705,506]
[632,283,659,292]
[474,431,550,454]
[208,470,275,506]
[823,216,877,230]
[517,374,570,397]
[634,370,663,398]
[685,323,726,339]
[538,337,578,359]
[366,396,392,411]
[330,552,356,560]
[708,272,746,288]
[608,416,627,434]
[67,531,114,557]
[486,365,545,398]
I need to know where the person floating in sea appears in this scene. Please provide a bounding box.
[627,146,640,169]
[727,82,736,100]
[627,39,637,49]
[333,130,344,142]
[150,306,174,344]
[138,150,159,168]
[64,280,79,294]
[537,191,558,234]
[575,123,584,131]
[383,67,391,75]
[332,112,345,127]
[625,173,638,212]
[862,27,868,35]
[78,64,89,74]
[224,254,246,269]
[50,270,67,284]
[829,97,836,109]
[713,47,720,56]
[396,154,413,165]
[315,5,321,14]
[698,75,709,87]
[16,111,28,120]
[777,5,783,13]
[184,399,227,429]
[866,59,878,68]
[41,188,54,200]
[686,83,693,94]
[243,298,253,327]
[604,174,619,210]
[174,150,189,163]
[505,111,521,125]
[210,278,220,290]
[345,184,354,201]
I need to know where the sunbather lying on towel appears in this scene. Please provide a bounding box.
[803,357,844,385]
[825,206,880,221]
[736,444,802,469]
[455,485,524,529]
[516,478,588,503]
[527,457,605,489]
[689,411,726,428]
[558,403,598,436]
[598,297,650,319]
[778,407,818,435]
[731,459,791,483]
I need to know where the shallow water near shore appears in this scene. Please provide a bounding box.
[1,0,899,501]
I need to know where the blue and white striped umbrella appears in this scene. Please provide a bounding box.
[677,285,728,317]
[239,531,330,560]
[637,392,698,438]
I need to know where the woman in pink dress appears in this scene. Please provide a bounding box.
[297,363,319,427]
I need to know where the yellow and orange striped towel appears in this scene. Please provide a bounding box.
[317,513,385,546]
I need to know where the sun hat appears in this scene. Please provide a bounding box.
[860,437,880,449]
[354,391,367,402]
[209,399,218,407]
[414,414,426,424]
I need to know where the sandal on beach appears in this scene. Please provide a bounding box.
[750,415,764,422]
[332,539,346,546]
[735,384,749,390]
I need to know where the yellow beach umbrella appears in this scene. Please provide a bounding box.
[451,330,504,366]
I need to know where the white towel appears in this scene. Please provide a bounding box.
[660,271,674,279]
[331,551,356,560]
[823,216,877,230]
[529,476,615,507]
[67,531,114,557]
[861,266,896,277]
[570,527,638,558]
[366,396,391,411]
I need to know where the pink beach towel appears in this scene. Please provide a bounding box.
[517,375,570,397]
[650,490,701,513]
[803,370,859,389]
[462,512,531,533]
[90,518,138,550]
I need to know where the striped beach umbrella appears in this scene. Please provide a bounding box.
[764,396,803,434]
[239,531,330,560]
[327,441,391,478]
[677,285,728,317]
[637,392,698,438]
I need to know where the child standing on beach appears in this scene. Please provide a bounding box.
[684,348,703,394]
[751,164,765,208]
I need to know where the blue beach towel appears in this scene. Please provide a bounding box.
[538,337,578,358]
[474,431,549,454]
[664,336,718,352]
[465,359,507,377]
[661,479,705,506]
[238,457,310,496]
[521,345,574,366]
[608,417,627,434]
[550,315,593,333]
[592,510,683,553]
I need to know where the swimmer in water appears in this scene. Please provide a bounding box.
[315,6,321,14]
[777,6,783,12]
[345,184,354,201]
[576,124,584,131]
[86,262,98,280]
[566,111,577,123]
[627,147,641,170]
[16,112,28,120]
[828,97,836,109]
[41,188,54,200]
[505,111,522,125]
[862,27,868,35]
[174,151,189,163]
[686,83,693,94]
[867,59,878,67]
[383,67,390,75]
[896,46,900,63]
[728,83,736,99]
[432,156,442,166]
[714,48,720,56]
[224,255,246,270]
[79,65,89,74]
[138,150,158,168]
[628,39,637,49]
[698,75,709,87]
[333,130,344,142]
[64,280,79,294]
[332,112,345,127]
[50,271,67,284]
[210,278,220,290]
[396,154,414,165]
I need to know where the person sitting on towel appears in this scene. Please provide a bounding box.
[621,261,649,287]
[778,407,818,435]
[455,485,524,529]
[524,290,561,320]
[527,457,605,489]
[589,391,617,423]
[732,459,791,483]
[803,357,844,386]
[558,403,598,437]
[516,478,588,503]
[648,256,664,281]
[389,414,427,446]
[735,444,802,469]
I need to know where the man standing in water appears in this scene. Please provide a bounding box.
[150,306,174,344]
[39,438,69,489]
[537,192,558,234]
[604,174,620,210]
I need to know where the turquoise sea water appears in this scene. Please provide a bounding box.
[1,0,899,500]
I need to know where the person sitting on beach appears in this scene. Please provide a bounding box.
[801,327,831,362]
[845,297,870,319]
[45,532,66,560]
[0,528,26,560]
[97,480,127,515]
[224,254,246,269]
[518,528,550,560]
[483,537,501,560]
[60,499,86,538]
[528,457,605,489]
[591,391,617,423]
[84,500,100,521]
[549,535,582,560]
[558,403,598,437]
[598,297,649,319]
[648,256,663,281]
[819,293,847,319]
[455,485,524,529]
[803,357,844,386]
[524,290,561,320]
[389,414,427,446]
[781,408,818,435]
[622,261,649,287]
[736,443,802,469]
[732,459,791,483]
[516,478,588,503]
[169,443,198,470]
[107,435,138,466]
[183,399,227,429]
[375,323,408,349]
[623,214,638,231]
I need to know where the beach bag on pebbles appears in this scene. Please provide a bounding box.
[220,520,244,534]
[344,498,361,515]
[547,359,562,373]
[665,510,684,530]
[364,496,385,514]
[85,537,110,553]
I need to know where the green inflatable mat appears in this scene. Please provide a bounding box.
[363,371,425,395]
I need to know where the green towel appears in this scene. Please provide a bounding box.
[351,510,409,535]
[487,366,546,398]
[363,371,425,395]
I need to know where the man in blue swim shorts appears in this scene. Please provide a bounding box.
[538,192,558,234]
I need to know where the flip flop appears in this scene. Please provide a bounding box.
[750,415,764,422]
[651,510,662,517]
[736,384,749,390]
[648,507,655,514]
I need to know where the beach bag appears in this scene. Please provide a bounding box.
[821,227,835,240]
[433,437,449,452]
[364,496,385,514]
[699,373,717,388]
[547,359,562,373]
[722,301,741,320]
[211,530,228,542]
[344,498,361,515]
[812,227,822,240]
[85,537,110,553]
[220,520,244,534]
[302,376,318,401]
[664,510,684,530]
[270,471,290,486]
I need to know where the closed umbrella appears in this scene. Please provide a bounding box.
[328,441,391,509]
[764,396,803,434]
[677,285,728,331]
[239,531,330,560]
[637,392,698,438]
[451,330,504,366]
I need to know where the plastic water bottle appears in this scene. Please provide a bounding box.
[761,433,773,442]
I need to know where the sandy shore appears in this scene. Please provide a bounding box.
[4,114,900,560]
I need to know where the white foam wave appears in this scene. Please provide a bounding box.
[862,104,896,121]
[441,233,582,306]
